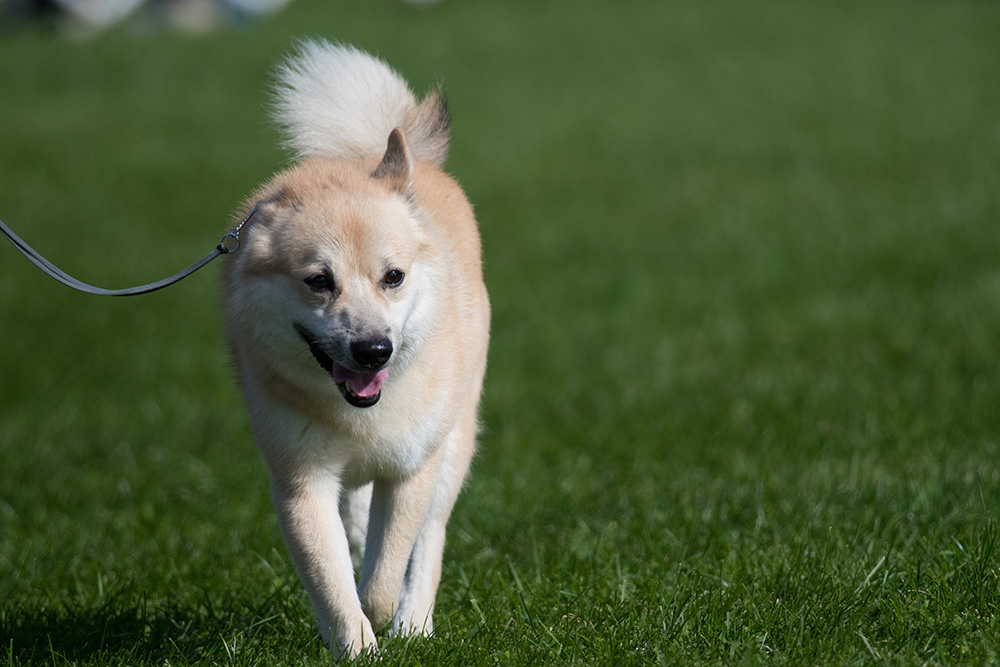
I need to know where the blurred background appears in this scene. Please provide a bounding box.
[1,1,999,663]
[4,0,292,35]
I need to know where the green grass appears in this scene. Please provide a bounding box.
[2,0,1000,663]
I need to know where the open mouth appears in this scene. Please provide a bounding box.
[294,324,388,408]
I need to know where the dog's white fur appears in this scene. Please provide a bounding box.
[221,40,489,657]
[273,41,449,166]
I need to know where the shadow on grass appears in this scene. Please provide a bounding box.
[1,583,309,665]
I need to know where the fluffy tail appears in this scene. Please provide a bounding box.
[272,40,450,168]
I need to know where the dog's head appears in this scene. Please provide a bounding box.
[226,130,439,408]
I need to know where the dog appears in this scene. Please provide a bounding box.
[221,40,490,657]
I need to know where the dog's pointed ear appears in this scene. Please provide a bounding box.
[248,186,299,230]
[258,186,298,214]
[373,128,412,193]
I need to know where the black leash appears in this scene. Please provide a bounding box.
[0,206,256,296]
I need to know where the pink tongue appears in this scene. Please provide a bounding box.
[332,365,388,398]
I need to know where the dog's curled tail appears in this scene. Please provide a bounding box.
[272,40,450,168]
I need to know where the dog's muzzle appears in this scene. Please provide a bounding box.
[294,324,390,408]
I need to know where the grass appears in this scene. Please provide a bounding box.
[2,0,1000,663]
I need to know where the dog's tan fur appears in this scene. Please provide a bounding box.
[221,42,488,656]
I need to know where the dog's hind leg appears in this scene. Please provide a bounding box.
[340,483,372,571]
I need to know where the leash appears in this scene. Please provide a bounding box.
[0,206,256,297]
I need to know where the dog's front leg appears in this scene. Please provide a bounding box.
[357,446,443,631]
[272,472,376,657]
[395,415,477,635]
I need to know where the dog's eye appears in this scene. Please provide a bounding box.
[304,274,332,291]
[382,269,405,288]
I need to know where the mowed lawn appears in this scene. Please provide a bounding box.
[2,1,1000,664]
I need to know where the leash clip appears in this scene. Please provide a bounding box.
[218,232,241,254]
[217,204,258,255]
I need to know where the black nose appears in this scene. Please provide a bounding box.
[351,337,392,369]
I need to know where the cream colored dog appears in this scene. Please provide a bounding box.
[221,41,489,657]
